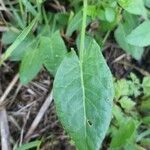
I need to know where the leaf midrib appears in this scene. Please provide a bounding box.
[79,60,87,148]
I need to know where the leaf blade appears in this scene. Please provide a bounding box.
[115,23,144,60]
[126,21,150,47]
[117,0,147,19]
[0,17,37,66]
[53,39,114,150]
[20,48,43,84]
[43,31,67,75]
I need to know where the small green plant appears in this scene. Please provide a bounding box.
[0,0,150,150]
[111,74,150,150]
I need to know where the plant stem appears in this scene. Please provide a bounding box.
[102,30,110,45]
[79,0,87,61]
[19,0,24,19]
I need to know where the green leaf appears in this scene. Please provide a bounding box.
[87,5,97,19]
[110,119,136,149]
[136,130,150,142]
[117,0,147,18]
[53,39,114,150]
[112,104,125,125]
[2,30,19,45]
[10,34,35,61]
[119,96,136,111]
[115,23,144,60]
[140,99,150,110]
[16,140,41,150]
[142,116,150,125]
[22,0,37,17]
[105,7,115,23]
[0,17,38,66]
[66,11,82,37]
[126,21,150,47]
[144,0,150,8]
[114,79,130,99]
[43,31,67,76]
[2,30,35,61]
[142,76,150,96]
[66,11,91,37]
[20,47,44,84]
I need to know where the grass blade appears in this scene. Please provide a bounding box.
[0,16,38,66]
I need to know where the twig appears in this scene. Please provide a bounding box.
[24,90,53,141]
[112,54,127,63]
[0,26,8,32]
[0,73,19,150]
[19,111,31,146]
[0,108,11,150]
[117,61,150,76]
[0,74,19,105]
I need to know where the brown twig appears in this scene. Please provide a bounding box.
[117,61,150,76]
[112,54,127,63]
[0,74,19,106]
[0,108,11,150]
[24,90,53,141]
[0,73,19,150]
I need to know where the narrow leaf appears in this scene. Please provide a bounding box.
[66,11,83,37]
[16,140,41,150]
[22,0,37,17]
[0,17,37,66]
[66,11,91,37]
[53,39,114,150]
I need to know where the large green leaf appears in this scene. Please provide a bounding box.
[43,31,67,76]
[53,39,114,150]
[117,0,147,18]
[126,21,150,47]
[115,24,144,60]
[114,12,144,60]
